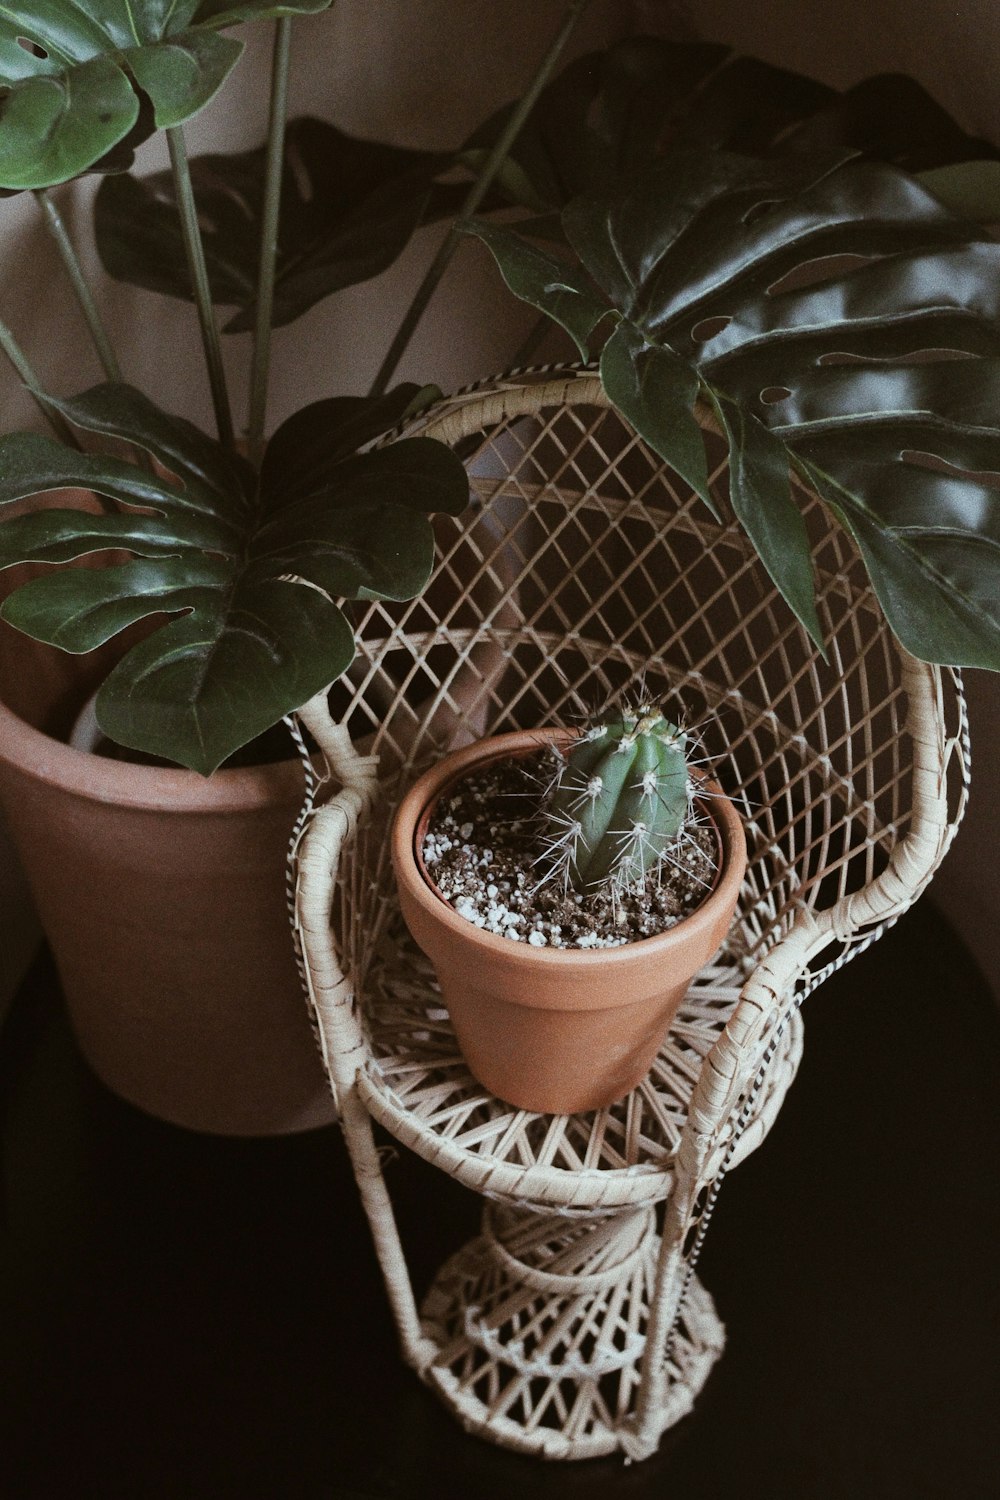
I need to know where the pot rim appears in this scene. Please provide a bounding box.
[392,727,747,972]
[0,690,309,813]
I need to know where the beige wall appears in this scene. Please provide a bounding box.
[0,2,625,438]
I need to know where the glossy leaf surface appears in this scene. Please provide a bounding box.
[0,384,469,771]
[469,147,1000,669]
[598,321,715,516]
[0,0,331,190]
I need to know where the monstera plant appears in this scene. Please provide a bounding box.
[0,0,586,1134]
[0,0,480,775]
[2,2,639,777]
[91,115,472,333]
[463,49,1000,672]
[0,0,333,190]
[4,18,1000,772]
[0,381,466,772]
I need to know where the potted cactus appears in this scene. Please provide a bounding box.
[391,702,747,1114]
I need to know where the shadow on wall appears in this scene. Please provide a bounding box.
[929,670,1000,994]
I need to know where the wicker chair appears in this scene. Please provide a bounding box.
[290,369,968,1462]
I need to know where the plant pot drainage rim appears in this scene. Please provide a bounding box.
[400,727,738,969]
[0,688,310,814]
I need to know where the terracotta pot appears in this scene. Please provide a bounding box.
[0,482,518,1134]
[0,623,336,1136]
[391,729,748,1114]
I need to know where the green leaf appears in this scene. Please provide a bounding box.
[781,358,1000,667]
[489,144,1000,668]
[0,55,141,191]
[249,501,435,604]
[0,430,235,532]
[2,555,231,650]
[0,500,230,563]
[260,391,468,516]
[94,117,454,328]
[782,72,1000,174]
[802,456,1000,671]
[462,219,611,359]
[96,580,357,777]
[710,392,824,652]
[598,321,716,516]
[464,38,730,210]
[42,382,257,509]
[0,0,331,190]
[663,54,835,157]
[562,148,852,323]
[258,385,442,496]
[0,383,467,771]
[124,31,241,130]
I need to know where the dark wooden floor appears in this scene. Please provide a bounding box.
[0,903,997,1500]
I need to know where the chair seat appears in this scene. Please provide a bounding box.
[358,913,805,1212]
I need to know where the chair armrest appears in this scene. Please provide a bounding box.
[291,692,379,1111]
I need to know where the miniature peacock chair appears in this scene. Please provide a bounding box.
[289,368,968,1462]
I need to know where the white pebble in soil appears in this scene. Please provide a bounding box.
[423,749,718,949]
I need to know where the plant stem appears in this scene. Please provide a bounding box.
[0,315,80,447]
[247,16,293,464]
[166,126,236,451]
[35,189,122,383]
[369,0,594,398]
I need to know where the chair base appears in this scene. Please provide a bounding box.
[418,1204,725,1460]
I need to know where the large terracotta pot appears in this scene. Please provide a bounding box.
[0,478,520,1133]
[391,729,748,1114]
[0,623,336,1136]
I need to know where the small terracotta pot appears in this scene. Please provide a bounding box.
[391,729,748,1114]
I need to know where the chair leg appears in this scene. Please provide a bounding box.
[418,1201,725,1461]
[336,1084,438,1374]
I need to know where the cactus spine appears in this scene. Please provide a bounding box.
[543,704,691,893]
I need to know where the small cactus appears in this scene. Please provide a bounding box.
[541,703,691,894]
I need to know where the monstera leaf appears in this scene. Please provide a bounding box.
[0,0,332,191]
[94,117,465,330]
[467,147,1000,671]
[465,36,998,220]
[0,383,468,772]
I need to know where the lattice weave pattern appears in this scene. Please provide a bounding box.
[291,369,967,1462]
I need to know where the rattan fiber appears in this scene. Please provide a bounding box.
[291,368,968,1461]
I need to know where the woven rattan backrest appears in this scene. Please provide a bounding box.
[326,370,966,1002]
